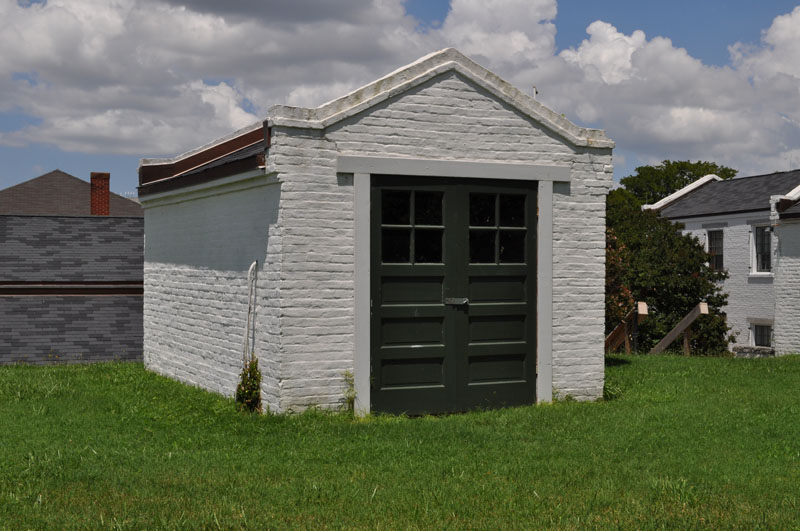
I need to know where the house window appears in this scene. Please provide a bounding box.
[753,325,772,347]
[754,226,771,273]
[707,230,723,270]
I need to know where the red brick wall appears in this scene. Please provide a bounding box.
[90,172,110,216]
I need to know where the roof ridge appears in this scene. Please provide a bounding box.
[727,168,800,181]
[642,174,721,211]
[1,169,141,206]
[267,47,614,149]
[0,169,81,193]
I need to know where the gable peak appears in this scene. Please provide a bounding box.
[267,48,612,149]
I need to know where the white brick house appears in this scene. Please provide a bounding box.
[646,170,800,355]
[137,48,614,414]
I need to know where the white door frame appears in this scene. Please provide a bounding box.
[338,155,570,415]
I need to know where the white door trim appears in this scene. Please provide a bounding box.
[339,155,570,182]
[344,156,562,414]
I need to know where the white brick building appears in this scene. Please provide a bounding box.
[137,49,614,414]
[647,170,800,355]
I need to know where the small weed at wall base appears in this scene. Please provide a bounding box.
[342,370,356,415]
[235,357,262,413]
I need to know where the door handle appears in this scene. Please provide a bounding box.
[444,297,469,305]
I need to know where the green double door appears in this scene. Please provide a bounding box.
[371,175,537,415]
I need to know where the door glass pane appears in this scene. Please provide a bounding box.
[469,193,495,227]
[382,228,410,263]
[414,229,443,263]
[382,190,410,225]
[470,230,496,263]
[499,230,525,263]
[499,194,525,227]
[414,191,443,226]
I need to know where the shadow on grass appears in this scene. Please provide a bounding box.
[605,355,632,367]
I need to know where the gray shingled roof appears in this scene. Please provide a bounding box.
[0,170,143,217]
[660,169,800,219]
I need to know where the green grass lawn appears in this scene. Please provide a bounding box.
[1,356,799,529]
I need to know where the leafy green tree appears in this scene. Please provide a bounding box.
[620,160,737,205]
[606,163,735,354]
[606,226,634,330]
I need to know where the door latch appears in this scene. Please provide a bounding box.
[444,297,469,305]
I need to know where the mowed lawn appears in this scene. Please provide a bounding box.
[1,356,799,529]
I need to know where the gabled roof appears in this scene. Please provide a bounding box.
[658,169,800,219]
[139,48,613,196]
[0,170,143,217]
[266,48,613,149]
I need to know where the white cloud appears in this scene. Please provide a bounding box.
[1,0,799,179]
[529,12,800,177]
[730,6,800,80]
[438,0,557,65]
[0,0,425,154]
[190,81,258,131]
[560,21,645,84]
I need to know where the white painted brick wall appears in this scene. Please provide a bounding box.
[144,70,611,411]
[551,155,611,399]
[269,130,355,411]
[276,71,611,406]
[680,215,776,347]
[143,179,283,411]
[774,220,800,354]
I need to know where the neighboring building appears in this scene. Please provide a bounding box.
[0,169,144,217]
[0,170,144,364]
[138,48,615,414]
[645,169,800,355]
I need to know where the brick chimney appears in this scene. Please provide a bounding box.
[90,172,110,216]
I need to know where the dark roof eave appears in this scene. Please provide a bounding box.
[0,214,144,219]
[663,207,771,221]
[138,153,265,197]
[139,126,266,185]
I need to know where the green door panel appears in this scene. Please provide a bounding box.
[370,176,537,415]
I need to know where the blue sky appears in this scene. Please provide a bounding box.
[406,0,800,67]
[2,0,800,195]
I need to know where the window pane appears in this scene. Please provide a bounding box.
[499,194,525,227]
[469,194,496,227]
[756,227,769,253]
[755,227,771,272]
[499,230,525,263]
[759,253,771,272]
[414,229,443,263]
[754,325,772,347]
[469,230,496,263]
[708,230,722,253]
[382,228,410,263]
[708,230,723,270]
[414,191,443,226]
[382,190,410,225]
